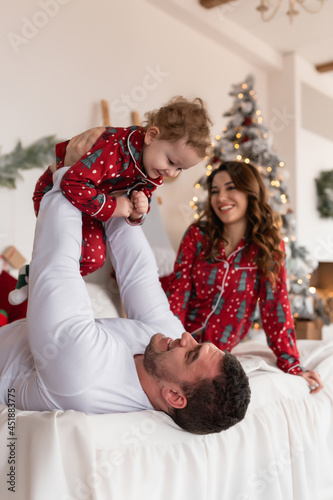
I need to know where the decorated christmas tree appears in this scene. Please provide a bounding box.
[191,74,329,324]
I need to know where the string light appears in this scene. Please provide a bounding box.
[309,287,316,294]
[267,166,272,172]
[279,161,285,167]
[236,133,242,139]
[238,93,244,99]
[215,135,221,141]
[236,154,242,160]
[242,83,248,89]
[234,143,240,149]
[195,183,200,189]
[284,237,289,242]
[244,158,250,163]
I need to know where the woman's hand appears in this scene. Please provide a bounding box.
[64,127,106,166]
[298,370,323,394]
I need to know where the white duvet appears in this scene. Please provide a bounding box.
[0,339,332,500]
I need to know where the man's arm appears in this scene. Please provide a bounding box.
[26,129,107,398]
[26,168,103,393]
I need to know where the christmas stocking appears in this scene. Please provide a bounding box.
[8,264,29,306]
[0,309,8,326]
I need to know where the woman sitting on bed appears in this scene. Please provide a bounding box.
[166,161,323,393]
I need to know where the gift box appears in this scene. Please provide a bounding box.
[295,318,323,340]
[2,245,26,269]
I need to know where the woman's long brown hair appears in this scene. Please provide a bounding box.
[196,161,284,285]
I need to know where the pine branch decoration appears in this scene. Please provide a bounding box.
[0,136,59,189]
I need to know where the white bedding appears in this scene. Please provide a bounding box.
[0,339,332,500]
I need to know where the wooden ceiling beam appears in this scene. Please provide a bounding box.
[199,0,236,8]
[316,61,333,73]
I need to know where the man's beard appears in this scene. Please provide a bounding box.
[143,335,176,383]
[143,336,163,378]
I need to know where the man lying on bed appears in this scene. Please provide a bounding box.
[0,131,250,435]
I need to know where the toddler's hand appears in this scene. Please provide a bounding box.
[129,190,149,220]
[113,197,133,218]
[64,127,106,166]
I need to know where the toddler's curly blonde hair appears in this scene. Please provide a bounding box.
[143,96,212,158]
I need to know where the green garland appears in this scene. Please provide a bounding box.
[315,170,333,218]
[0,136,59,189]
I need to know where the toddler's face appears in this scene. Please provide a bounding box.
[142,129,202,180]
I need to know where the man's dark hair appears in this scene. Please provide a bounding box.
[168,351,251,434]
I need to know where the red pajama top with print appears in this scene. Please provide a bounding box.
[32,126,162,276]
[33,166,107,276]
[56,126,163,221]
[166,223,304,375]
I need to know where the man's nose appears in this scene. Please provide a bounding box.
[180,331,198,347]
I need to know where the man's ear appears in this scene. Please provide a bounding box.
[144,126,160,145]
[161,386,187,409]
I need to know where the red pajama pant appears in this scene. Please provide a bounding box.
[33,167,106,276]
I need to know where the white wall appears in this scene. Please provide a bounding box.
[0,0,268,268]
[268,53,333,263]
[297,57,333,263]
[297,129,333,262]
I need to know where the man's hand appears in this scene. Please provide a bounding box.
[113,197,134,218]
[64,127,106,166]
[129,190,149,221]
[49,160,57,173]
[298,370,323,394]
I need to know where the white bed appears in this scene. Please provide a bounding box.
[1,334,332,500]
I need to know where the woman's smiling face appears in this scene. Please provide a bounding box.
[210,170,248,227]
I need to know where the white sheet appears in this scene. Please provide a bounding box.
[1,339,332,500]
